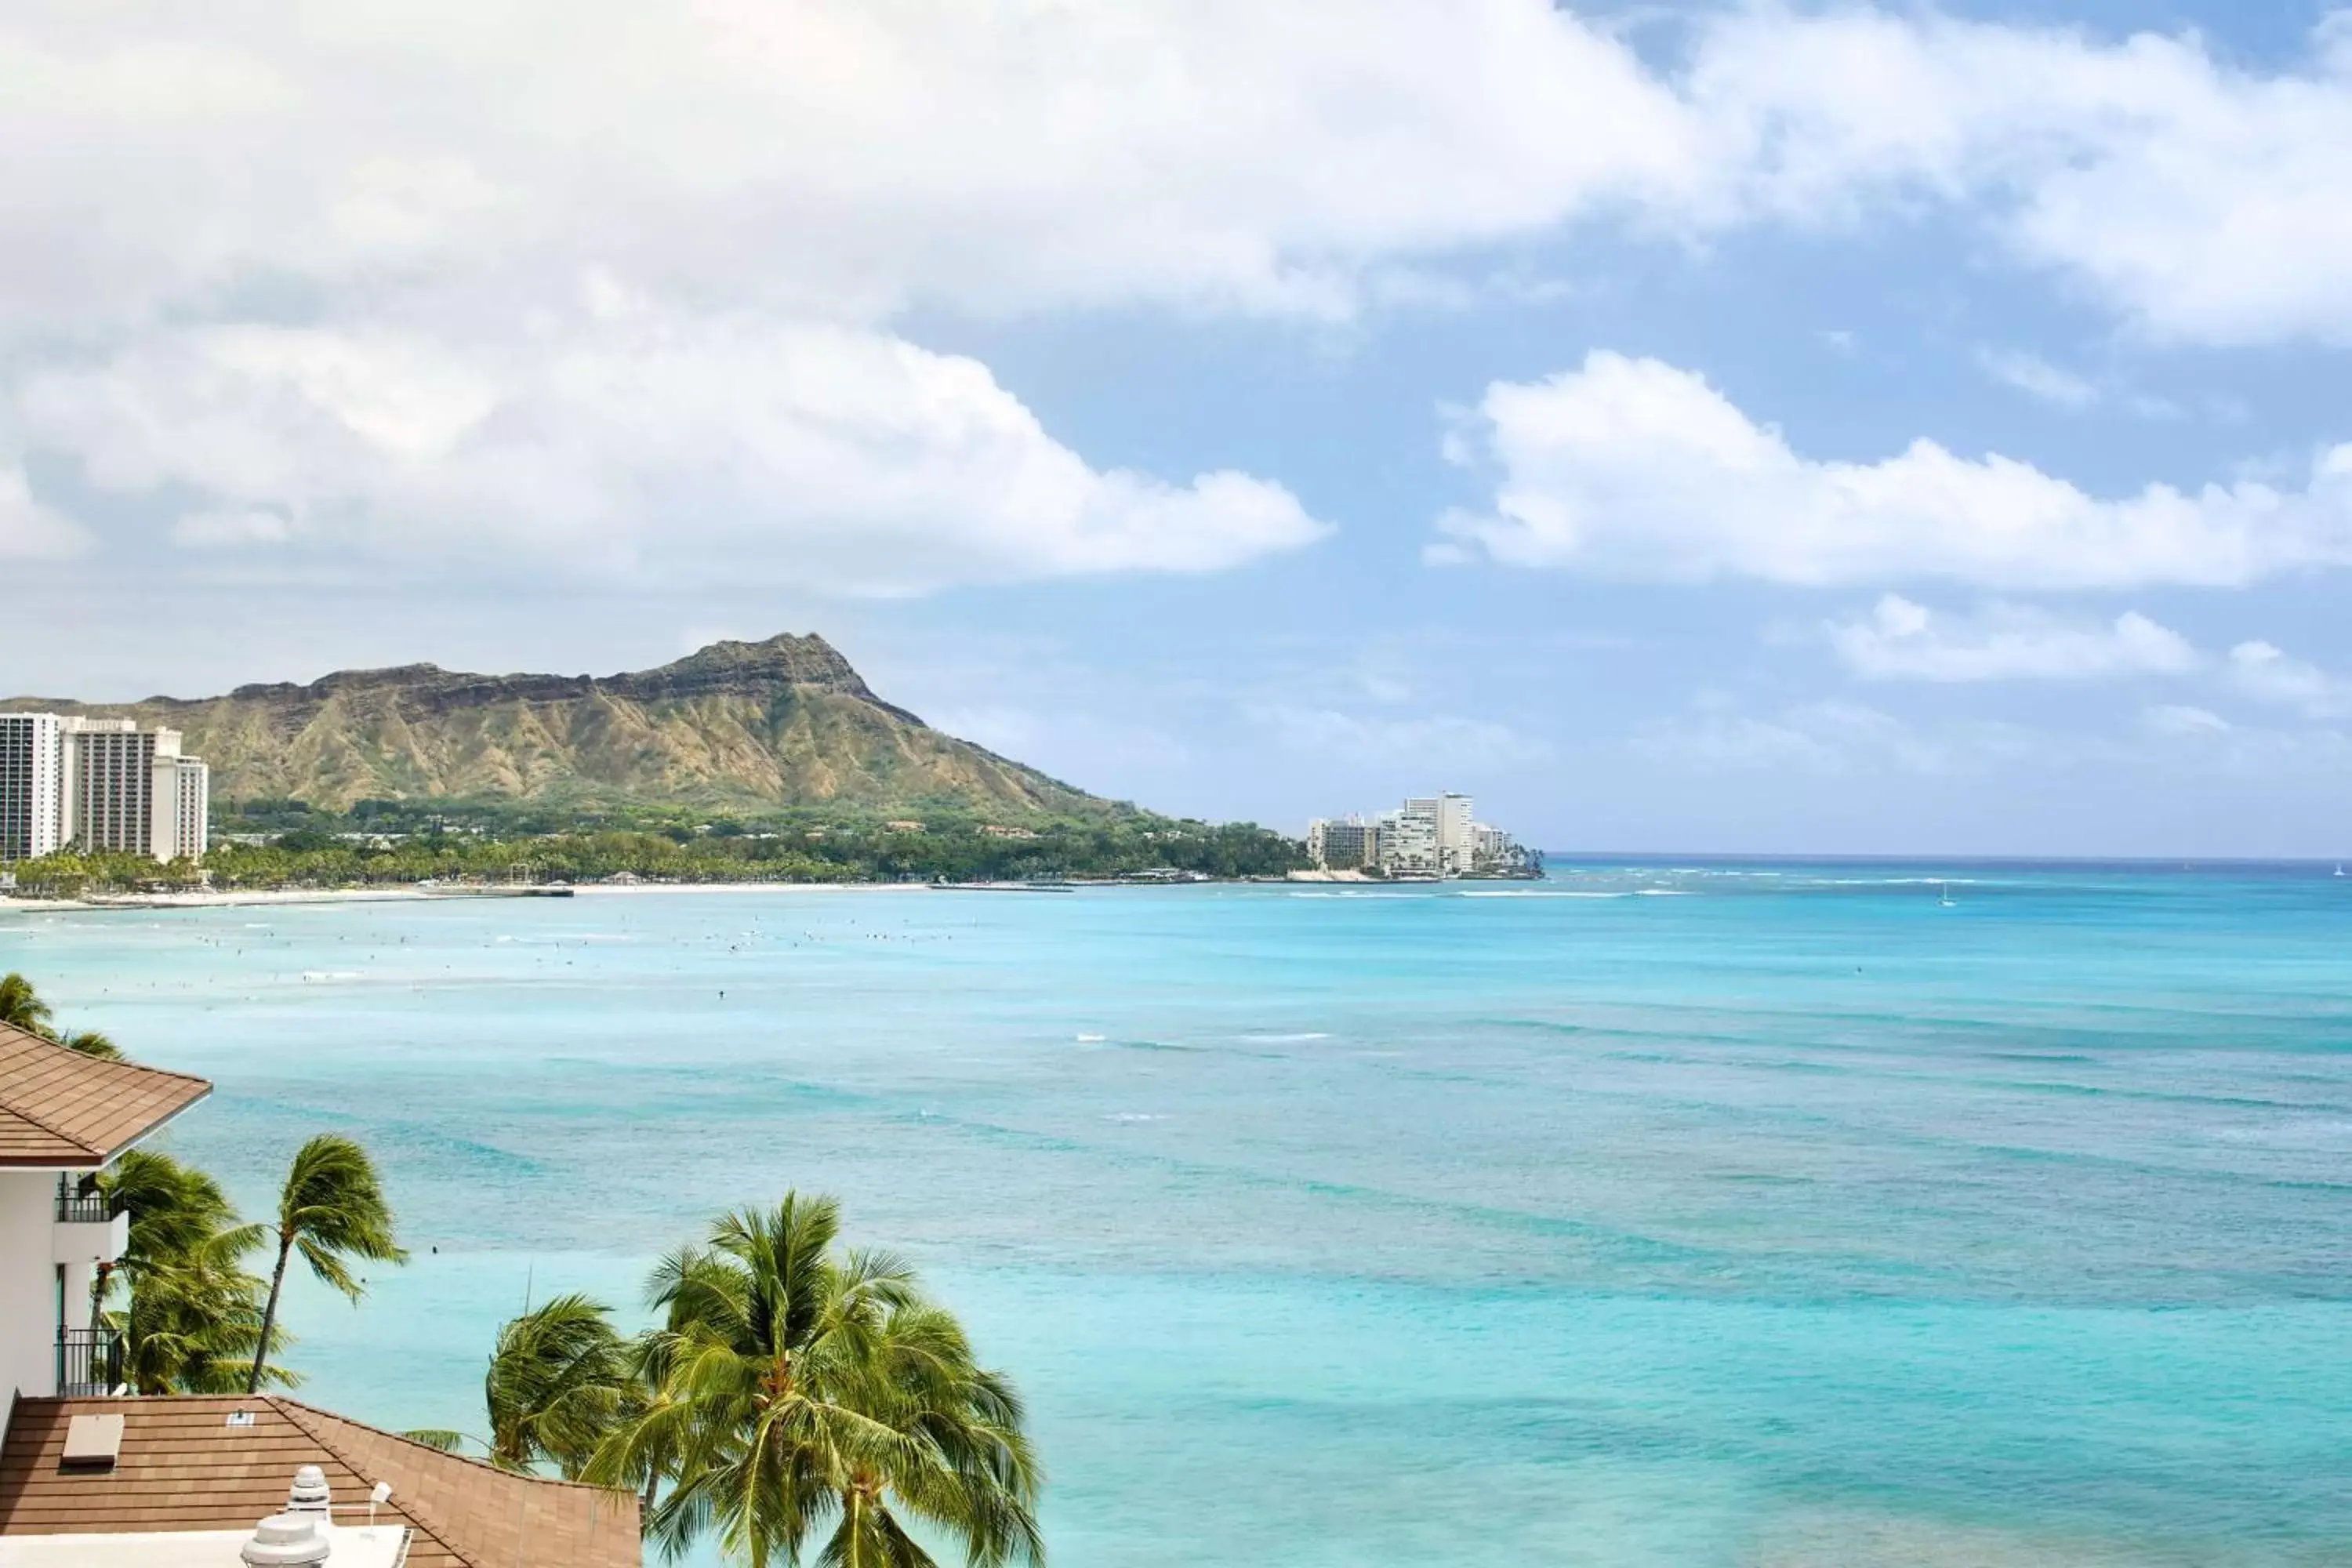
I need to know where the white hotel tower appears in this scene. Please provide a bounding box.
[0,714,209,865]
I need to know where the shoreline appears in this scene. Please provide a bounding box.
[0,878,1236,913]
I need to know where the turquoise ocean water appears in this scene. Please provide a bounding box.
[4,862,2348,1565]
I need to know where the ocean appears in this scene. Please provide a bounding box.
[5,862,2348,1565]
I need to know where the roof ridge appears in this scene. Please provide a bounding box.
[270,1395,630,1497]
[267,1396,475,1567]
[0,1020,217,1093]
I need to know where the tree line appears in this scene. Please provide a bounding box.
[6,814,1305,897]
[2,975,1040,1567]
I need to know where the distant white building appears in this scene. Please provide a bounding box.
[0,714,210,865]
[1307,816,1381,871]
[0,714,67,864]
[1308,791,1534,878]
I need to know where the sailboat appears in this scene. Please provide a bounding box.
[1937,880,1956,908]
[2336,864,2346,879]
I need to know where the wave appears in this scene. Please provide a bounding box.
[1239,1032,1331,1043]
[1460,889,1628,898]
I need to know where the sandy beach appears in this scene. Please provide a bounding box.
[0,880,963,913]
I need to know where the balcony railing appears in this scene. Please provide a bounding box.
[57,1327,125,1398]
[54,1177,125,1225]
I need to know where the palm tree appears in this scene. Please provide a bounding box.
[0,973,125,1059]
[586,1194,1043,1568]
[100,1150,291,1394]
[0,972,55,1035]
[412,1294,643,1477]
[60,1029,122,1061]
[246,1134,407,1393]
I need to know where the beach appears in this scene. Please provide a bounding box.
[0,880,949,913]
[6,862,2347,1566]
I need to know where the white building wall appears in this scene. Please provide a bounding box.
[0,714,67,864]
[0,1172,58,1399]
[1435,794,1473,874]
[172,760,210,860]
[49,723,210,864]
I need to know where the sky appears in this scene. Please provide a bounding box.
[6,0,2352,856]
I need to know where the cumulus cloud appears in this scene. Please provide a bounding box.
[18,316,1326,591]
[2229,641,2352,718]
[13,2,2352,594]
[9,4,2352,342]
[0,0,1700,334]
[1829,595,2198,682]
[0,466,84,559]
[1439,352,2352,588]
[1687,7,2352,345]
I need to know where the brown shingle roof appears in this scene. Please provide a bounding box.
[0,1022,212,1168]
[0,1396,638,1568]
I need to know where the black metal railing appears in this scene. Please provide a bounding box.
[54,1176,125,1225]
[56,1327,124,1397]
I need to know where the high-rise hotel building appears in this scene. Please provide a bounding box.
[0,714,67,863]
[0,715,209,865]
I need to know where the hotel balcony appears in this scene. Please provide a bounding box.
[52,1177,129,1267]
[56,1327,125,1398]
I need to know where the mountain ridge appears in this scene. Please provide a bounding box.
[5,633,1106,817]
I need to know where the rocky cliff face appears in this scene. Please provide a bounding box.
[7,634,1102,815]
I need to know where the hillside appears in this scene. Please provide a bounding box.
[5,634,1108,817]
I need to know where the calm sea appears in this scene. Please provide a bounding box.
[5,862,2349,1565]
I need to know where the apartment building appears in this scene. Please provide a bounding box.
[1306,817,1380,871]
[0,715,66,863]
[1308,793,1536,878]
[0,715,210,864]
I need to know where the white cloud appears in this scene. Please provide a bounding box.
[4,4,2352,347]
[1974,349,2098,411]
[170,507,293,550]
[1628,699,2011,777]
[1687,8,2352,346]
[1439,352,2352,588]
[16,1,2352,598]
[0,0,1704,335]
[1244,703,1547,771]
[0,466,83,558]
[2145,703,2231,736]
[1829,594,2198,682]
[19,316,1327,591]
[2229,641,2352,718]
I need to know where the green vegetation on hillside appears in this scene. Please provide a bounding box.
[2,803,1307,895]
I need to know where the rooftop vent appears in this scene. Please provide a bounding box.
[241,1511,331,1566]
[288,1464,332,1515]
[59,1413,123,1471]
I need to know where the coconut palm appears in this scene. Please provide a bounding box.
[0,972,53,1035]
[411,1294,643,1477]
[586,1194,1043,1568]
[246,1134,407,1393]
[0,973,125,1059]
[60,1029,122,1061]
[100,1150,290,1394]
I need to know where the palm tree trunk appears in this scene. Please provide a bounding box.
[246,1232,294,1394]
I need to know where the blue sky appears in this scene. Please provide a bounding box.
[7,1,2352,855]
